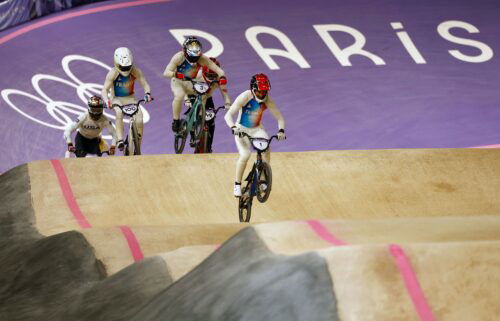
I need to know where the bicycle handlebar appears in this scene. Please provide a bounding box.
[239,132,278,143]
[111,99,146,109]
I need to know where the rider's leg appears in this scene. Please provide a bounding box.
[235,134,252,183]
[112,104,125,143]
[171,79,188,132]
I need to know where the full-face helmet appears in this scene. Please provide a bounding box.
[250,73,271,103]
[183,36,202,64]
[114,47,133,77]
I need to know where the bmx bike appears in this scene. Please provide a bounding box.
[194,106,225,154]
[112,99,147,156]
[174,79,215,154]
[238,133,279,222]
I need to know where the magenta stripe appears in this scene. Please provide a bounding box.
[389,244,436,321]
[305,220,347,246]
[305,220,435,321]
[0,0,171,46]
[119,226,144,261]
[50,159,92,228]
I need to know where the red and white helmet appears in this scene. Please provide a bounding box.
[202,57,220,83]
[114,47,133,77]
[250,73,271,102]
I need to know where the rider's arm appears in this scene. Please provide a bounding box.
[63,114,84,143]
[132,67,151,94]
[102,117,118,146]
[101,69,116,103]
[163,52,184,78]
[266,97,285,131]
[200,55,225,78]
[216,83,231,106]
[224,91,249,128]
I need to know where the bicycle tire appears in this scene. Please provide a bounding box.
[132,123,141,155]
[238,187,253,222]
[194,129,209,153]
[174,120,187,154]
[256,162,273,203]
[192,103,205,142]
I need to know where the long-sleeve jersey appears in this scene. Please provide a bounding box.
[101,66,151,101]
[225,90,285,129]
[64,113,117,145]
[163,52,225,80]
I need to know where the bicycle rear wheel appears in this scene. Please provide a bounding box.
[238,189,253,223]
[192,103,205,142]
[256,162,272,203]
[174,120,187,154]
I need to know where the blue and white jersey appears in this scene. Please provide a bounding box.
[176,59,201,79]
[113,73,136,97]
[239,97,267,128]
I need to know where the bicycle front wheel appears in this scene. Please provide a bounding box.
[192,103,205,142]
[131,122,141,155]
[256,162,272,203]
[174,120,187,154]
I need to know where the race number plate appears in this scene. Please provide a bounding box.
[193,82,209,94]
[252,139,269,151]
[122,104,138,116]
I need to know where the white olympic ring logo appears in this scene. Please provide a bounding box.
[1,55,150,133]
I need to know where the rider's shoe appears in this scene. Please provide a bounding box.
[117,140,124,151]
[172,119,181,133]
[234,182,242,197]
[259,183,268,192]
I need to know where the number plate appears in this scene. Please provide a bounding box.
[205,110,215,121]
[252,139,269,151]
[122,104,138,116]
[193,82,209,94]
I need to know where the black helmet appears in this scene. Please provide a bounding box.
[87,95,104,120]
[183,36,202,63]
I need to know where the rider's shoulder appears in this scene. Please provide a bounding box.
[107,68,120,79]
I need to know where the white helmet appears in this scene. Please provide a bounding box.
[114,47,133,76]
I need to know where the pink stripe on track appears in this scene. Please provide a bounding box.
[304,220,435,321]
[50,159,92,229]
[0,0,171,46]
[471,144,500,148]
[305,220,347,246]
[389,244,436,321]
[119,226,145,261]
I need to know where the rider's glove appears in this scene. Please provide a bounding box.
[219,76,227,85]
[224,102,231,110]
[67,143,76,152]
[231,126,242,137]
[107,100,112,109]
[144,92,153,103]
[109,145,116,155]
[277,129,286,140]
[175,72,185,80]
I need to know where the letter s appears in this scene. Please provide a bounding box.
[437,20,493,63]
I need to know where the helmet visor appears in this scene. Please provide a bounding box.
[89,106,103,115]
[186,43,201,57]
[118,64,132,72]
[254,89,268,100]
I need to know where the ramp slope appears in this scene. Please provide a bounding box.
[28,149,500,234]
